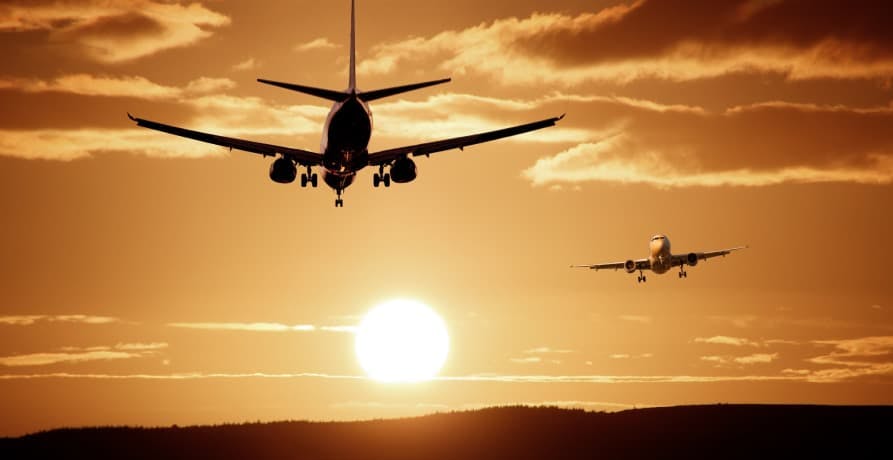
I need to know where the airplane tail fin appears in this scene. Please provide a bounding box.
[258,2,449,103]
[349,0,357,92]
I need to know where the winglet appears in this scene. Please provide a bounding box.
[127,112,136,121]
[558,113,566,121]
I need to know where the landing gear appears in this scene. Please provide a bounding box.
[637,271,647,283]
[678,266,688,278]
[300,166,318,188]
[334,189,344,207]
[373,165,390,188]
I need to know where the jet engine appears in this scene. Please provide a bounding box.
[269,158,297,184]
[390,156,417,183]
[624,259,637,273]
[686,252,699,267]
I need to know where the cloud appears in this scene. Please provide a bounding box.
[0,314,121,326]
[0,74,235,100]
[523,347,575,354]
[232,58,257,72]
[168,322,316,332]
[610,353,652,359]
[0,351,142,367]
[701,353,778,365]
[294,37,339,52]
[0,1,231,62]
[358,0,893,85]
[510,357,542,364]
[734,353,779,364]
[695,336,760,347]
[0,342,168,367]
[113,342,168,351]
[619,315,652,324]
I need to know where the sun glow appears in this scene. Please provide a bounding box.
[355,299,449,383]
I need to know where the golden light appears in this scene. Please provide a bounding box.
[355,299,449,383]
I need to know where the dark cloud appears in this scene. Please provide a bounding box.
[514,0,893,67]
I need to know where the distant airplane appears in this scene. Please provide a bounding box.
[128,0,563,207]
[571,234,747,283]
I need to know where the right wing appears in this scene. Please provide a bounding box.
[128,114,323,166]
[367,115,564,166]
[571,259,650,272]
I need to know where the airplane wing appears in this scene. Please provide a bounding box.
[571,259,650,271]
[366,115,564,166]
[128,114,323,166]
[672,246,748,266]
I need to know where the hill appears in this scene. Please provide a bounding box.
[1,405,889,459]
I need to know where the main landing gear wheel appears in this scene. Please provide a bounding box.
[300,171,318,188]
[637,273,647,283]
[373,173,391,187]
[678,267,688,278]
[373,165,391,188]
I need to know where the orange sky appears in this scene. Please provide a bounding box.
[1,0,892,437]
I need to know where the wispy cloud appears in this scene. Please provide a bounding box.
[0,1,230,62]
[294,37,339,52]
[0,315,122,326]
[0,351,141,367]
[695,336,761,347]
[0,342,167,367]
[168,322,316,332]
[232,57,258,71]
[0,74,235,100]
[734,353,779,364]
[700,353,779,366]
[523,347,575,354]
[358,1,893,85]
[510,357,542,364]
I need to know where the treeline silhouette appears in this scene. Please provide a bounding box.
[2,405,890,459]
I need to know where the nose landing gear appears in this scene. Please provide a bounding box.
[335,189,344,207]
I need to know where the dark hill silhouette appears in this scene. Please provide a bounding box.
[1,405,890,459]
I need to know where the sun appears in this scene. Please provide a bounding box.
[355,299,449,383]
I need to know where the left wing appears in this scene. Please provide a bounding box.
[367,115,564,166]
[571,259,650,272]
[128,114,323,166]
[672,246,748,266]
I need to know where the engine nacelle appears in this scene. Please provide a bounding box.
[390,156,417,183]
[686,252,699,267]
[624,259,637,273]
[269,158,297,184]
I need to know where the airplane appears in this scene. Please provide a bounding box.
[127,0,563,207]
[571,234,747,283]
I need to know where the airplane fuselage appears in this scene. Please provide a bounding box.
[648,234,673,274]
[320,94,372,192]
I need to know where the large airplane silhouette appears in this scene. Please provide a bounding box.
[129,0,563,207]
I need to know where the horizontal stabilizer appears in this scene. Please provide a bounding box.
[257,79,349,102]
[360,78,451,102]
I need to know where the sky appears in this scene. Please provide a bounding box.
[1,0,892,436]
